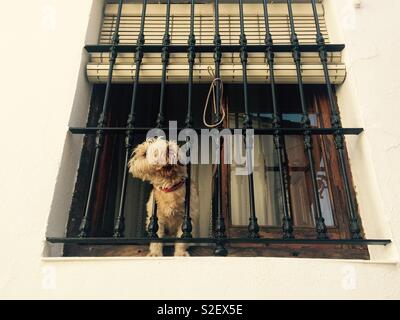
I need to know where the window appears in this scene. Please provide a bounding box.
[47,0,391,258]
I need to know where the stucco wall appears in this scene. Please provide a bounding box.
[0,0,399,299]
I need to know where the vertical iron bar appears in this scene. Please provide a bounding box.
[213,0,228,256]
[148,0,170,239]
[113,0,147,238]
[310,0,362,239]
[239,0,260,239]
[79,0,124,238]
[287,0,328,239]
[181,0,196,239]
[263,0,294,239]
[156,0,171,128]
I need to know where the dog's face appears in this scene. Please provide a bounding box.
[128,137,186,184]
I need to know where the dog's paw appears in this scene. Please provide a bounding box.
[147,251,163,257]
[174,250,190,257]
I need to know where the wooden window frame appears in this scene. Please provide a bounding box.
[220,86,368,259]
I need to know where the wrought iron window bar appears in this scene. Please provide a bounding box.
[47,0,391,254]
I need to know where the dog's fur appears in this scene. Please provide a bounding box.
[128,137,199,256]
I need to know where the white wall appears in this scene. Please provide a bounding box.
[323,0,400,262]
[0,0,399,299]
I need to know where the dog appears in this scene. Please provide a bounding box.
[128,137,199,256]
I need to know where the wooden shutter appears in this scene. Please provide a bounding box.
[87,3,346,84]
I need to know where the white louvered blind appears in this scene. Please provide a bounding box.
[87,3,346,84]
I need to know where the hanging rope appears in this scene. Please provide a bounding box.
[202,67,227,235]
[203,66,226,128]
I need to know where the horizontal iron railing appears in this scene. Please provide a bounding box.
[85,44,345,53]
[47,237,391,246]
[69,127,364,135]
[48,0,391,254]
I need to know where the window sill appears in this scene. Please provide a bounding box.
[43,240,396,263]
[46,236,394,260]
[41,255,399,266]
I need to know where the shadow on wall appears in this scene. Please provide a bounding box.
[45,0,106,257]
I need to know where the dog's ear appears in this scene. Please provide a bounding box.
[128,142,149,180]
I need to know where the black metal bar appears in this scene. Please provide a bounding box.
[311,0,362,239]
[47,237,391,246]
[181,0,196,239]
[78,0,124,238]
[156,0,171,128]
[113,0,147,238]
[287,0,328,239]
[263,0,294,239]
[185,0,196,130]
[146,1,172,241]
[239,0,260,239]
[147,202,159,239]
[213,0,228,256]
[70,127,364,135]
[85,44,345,54]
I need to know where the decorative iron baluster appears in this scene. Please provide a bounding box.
[239,0,260,239]
[263,0,294,239]
[287,0,328,239]
[146,0,171,240]
[156,0,171,129]
[79,0,124,238]
[213,0,228,256]
[113,0,147,238]
[310,0,362,239]
[181,0,196,239]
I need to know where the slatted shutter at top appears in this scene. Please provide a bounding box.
[87,3,346,84]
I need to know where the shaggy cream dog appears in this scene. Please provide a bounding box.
[128,137,199,257]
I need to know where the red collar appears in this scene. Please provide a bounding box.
[158,180,185,193]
